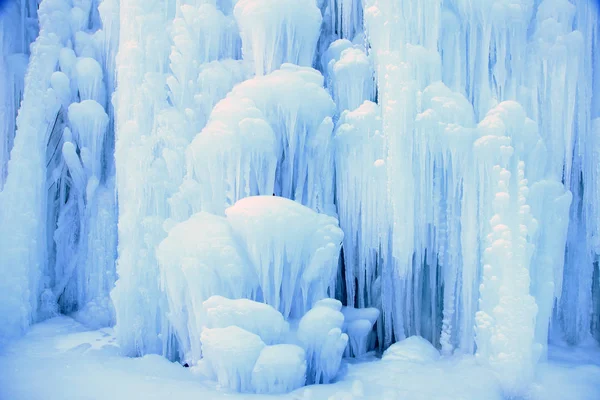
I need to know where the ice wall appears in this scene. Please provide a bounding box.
[0,0,70,344]
[112,0,173,357]
[0,0,598,397]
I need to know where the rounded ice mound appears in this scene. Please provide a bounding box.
[251,344,307,394]
[323,40,374,112]
[156,212,259,363]
[342,306,380,357]
[225,196,344,319]
[183,65,336,218]
[203,295,289,345]
[382,336,440,364]
[298,301,348,384]
[74,57,105,104]
[201,326,266,392]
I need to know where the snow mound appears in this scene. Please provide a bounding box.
[226,196,344,318]
[251,344,307,394]
[203,295,288,345]
[298,299,348,384]
[201,326,265,392]
[382,336,441,364]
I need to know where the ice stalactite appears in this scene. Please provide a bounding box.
[37,0,118,330]
[0,0,71,344]
[323,39,374,114]
[334,101,385,311]
[157,196,344,367]
[234,0,322,76]
[112,0,173,357]
[475,162,539,397]
[112,0,248,357]
[0,0,598,397]
[326,0,364,41]
[179,65,336,219]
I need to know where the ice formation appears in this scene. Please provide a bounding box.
[201,325,266,392]
[0,0,599,397]
[298,299,349,384]
[251,344,307,394]
[203,296,289,345]
[226,196,344,318]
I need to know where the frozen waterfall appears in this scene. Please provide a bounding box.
[0,0,598,397]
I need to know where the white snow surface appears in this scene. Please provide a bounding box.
[0,317,599,400]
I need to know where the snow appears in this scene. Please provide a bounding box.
[382,336,441,364]
[1,317,599,400]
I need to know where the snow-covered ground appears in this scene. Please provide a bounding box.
[1,317,598,400]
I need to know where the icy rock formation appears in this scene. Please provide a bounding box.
[251,344,307,394]
[226,196,344,318]
[298,299,349,384]
[197,296,349,393]
[201,325,266,392]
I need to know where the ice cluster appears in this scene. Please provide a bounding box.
[0,0,598,398]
